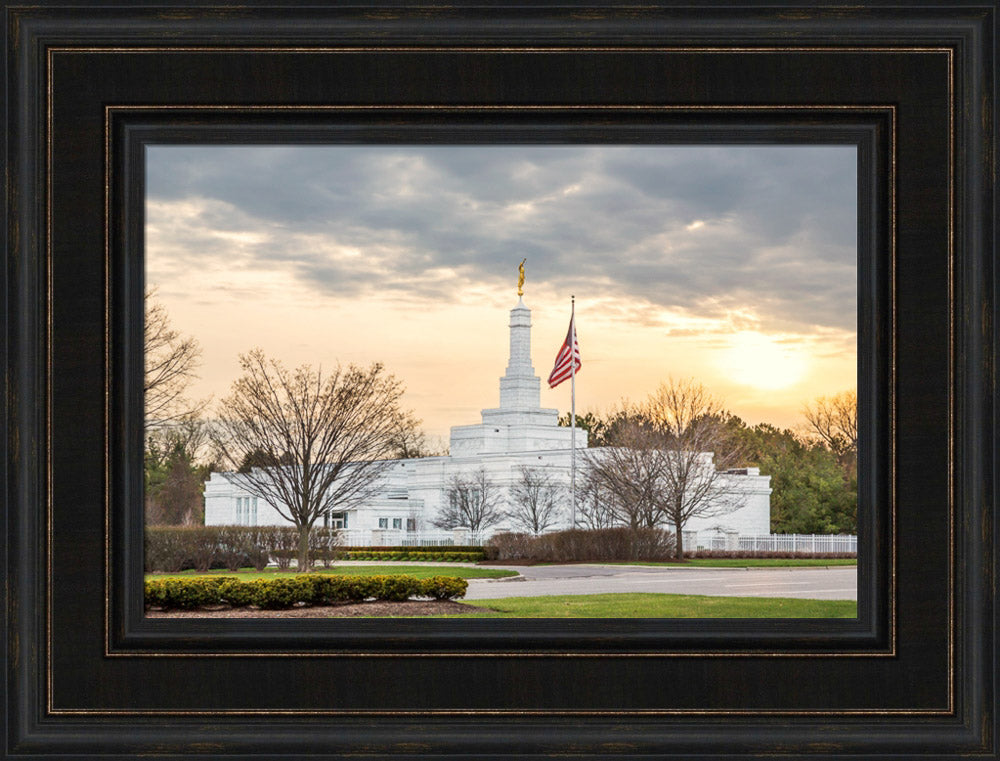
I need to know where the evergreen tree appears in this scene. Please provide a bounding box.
[730,421,857,534]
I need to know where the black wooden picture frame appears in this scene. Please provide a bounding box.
[3,2,996,759]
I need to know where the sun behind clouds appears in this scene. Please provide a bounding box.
[719,331,809,390]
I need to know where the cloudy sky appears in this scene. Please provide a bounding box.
[146,144,857,445]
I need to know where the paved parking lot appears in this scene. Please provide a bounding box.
[466,564,857,601]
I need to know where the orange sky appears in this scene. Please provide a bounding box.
[146,145,857,446]
[147,275,855,445]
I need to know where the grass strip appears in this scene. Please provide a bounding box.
[146,565,518,582]
[439,592,857,618]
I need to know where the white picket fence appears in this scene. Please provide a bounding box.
[695,533,857,554]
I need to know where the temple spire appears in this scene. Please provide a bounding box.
[497,259,540,410]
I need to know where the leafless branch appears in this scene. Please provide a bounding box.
[212,349,410,569]
[801,389,858,458]
[507,466,565,535]
[433,468,506,535]
[583,378,746,558]
[144,290,208,425]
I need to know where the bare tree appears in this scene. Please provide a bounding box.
[585,379,745,559]
[212,349,411,570]
[576,469,618,530]
[507,466,565,535]
[146,412,212,465]
[802,389,858,461]
[583,421,673,531]
[144,289,206,425]
[433,468,506,536]
[389,409,443,458]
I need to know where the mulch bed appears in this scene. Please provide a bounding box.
[146,600,488,618]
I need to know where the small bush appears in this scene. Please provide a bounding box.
[144,527,194,573]
[270,549,297,570]
[420,576,468,600]
[215,525,258,571]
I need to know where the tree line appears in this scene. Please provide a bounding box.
[558,388,858,539]
[145,293,857,568]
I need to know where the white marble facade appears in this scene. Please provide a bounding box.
[204,298,771,542]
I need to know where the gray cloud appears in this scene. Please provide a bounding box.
[147,144,857,333]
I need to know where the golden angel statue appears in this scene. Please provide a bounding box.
[517,258,526,296]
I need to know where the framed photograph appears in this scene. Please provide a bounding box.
[4,2,996,759]
[142,142,860,624]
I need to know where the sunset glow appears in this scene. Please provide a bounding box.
[146,145,857,441]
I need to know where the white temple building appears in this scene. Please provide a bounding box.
[204,296,771,546]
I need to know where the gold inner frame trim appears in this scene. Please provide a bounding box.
[100,101,899,660]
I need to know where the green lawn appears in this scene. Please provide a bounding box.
[145,565,519,581]
[444,593,857,618]
[596,558,858,568]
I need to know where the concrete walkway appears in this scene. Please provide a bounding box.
[466,563,857,601]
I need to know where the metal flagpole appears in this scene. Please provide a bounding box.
[570,295,576,529]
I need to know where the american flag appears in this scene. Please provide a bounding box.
[547,311,581,388]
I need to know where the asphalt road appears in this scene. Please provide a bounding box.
[466,564,857,601]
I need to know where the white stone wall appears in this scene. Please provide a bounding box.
[204,472,290,527]
[681,471,773,536]
[206,452,769,539]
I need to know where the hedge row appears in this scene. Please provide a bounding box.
[484,527,677,562]
[145,574,468,610]
[145,525,341,573]
[337,551,484,563]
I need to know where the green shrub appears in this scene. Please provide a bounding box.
[350,545,482,553]
[144,573,456,609]
[218,578,255,607]
[420,576,468,600]
[144,579,168,608]
[369,574,417,601]
[290,574,329,605]
[318,575,368,603]
[250,577,301,609]
[351,576,383,601]
[146,576,235,610]
[338,550,484,563]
